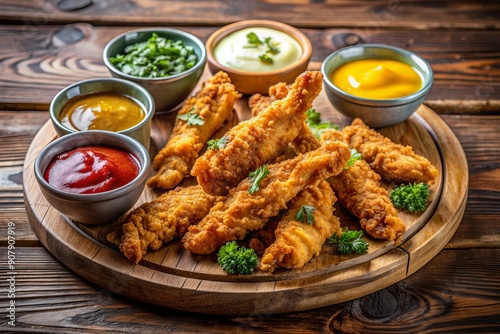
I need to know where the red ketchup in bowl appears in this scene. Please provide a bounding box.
[44,146,140,194]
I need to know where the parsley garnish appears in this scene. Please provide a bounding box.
[296,205,315,225]
[305,108,339,138]
[207,136,229,150]
[177,106,204,126]
[344,149,362,169]
[245,32,281,65]
[390,182,430,212]
[328,227,369,254]
[217,241,258,275]
[248,164,270,194]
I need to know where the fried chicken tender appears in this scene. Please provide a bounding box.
[260,180,342,272]
[191,71,324,196]
[147,71,241,189]
[342,118,438,184]
[249,81,321,155]
[328,159,406,243]
[182,140,351,255]
[106,185,220,263]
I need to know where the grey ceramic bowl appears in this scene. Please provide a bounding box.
[103,28,207,112]
[321,44,433,128]
[50,77,155,151]
[34,131,151,225]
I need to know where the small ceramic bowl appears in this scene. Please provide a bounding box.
[206,20,312,95]
[321,44,433,128]
[103,28,206,112]
[34,130,150,225]
[50,77,155,151]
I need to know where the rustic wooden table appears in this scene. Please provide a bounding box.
[0,1,499,332]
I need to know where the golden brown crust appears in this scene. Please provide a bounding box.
[182,140,351,255]
[260,180,342,272]
[191,71,324,196]
[342,118,438,185]
[147,71,241,190]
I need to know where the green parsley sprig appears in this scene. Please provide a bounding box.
[207,136,229,150]
[296,205,315,225]
[177,106,204,126]
[248,164,270,194]
[245,32,280,65]
[390,182,430,212]
[217,241,258,275]
[328,227,369,254]
[344,149,362,169]
[305,108,339,139]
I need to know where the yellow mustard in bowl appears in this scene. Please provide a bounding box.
[59,92,146,132]
[330,58,423,99]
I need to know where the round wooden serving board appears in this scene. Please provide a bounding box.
[23,84,468,315]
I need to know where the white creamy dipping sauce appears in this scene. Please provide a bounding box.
[213,27,303,72]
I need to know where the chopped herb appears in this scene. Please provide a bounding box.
[344,149,362,169]
[245,32,281,65]
[109,32,198,78]
[328,227,369,254]
[390,182,430,212]
[305,108,339,138]
[207,136,229,150]
[296,205,315,225]
[248,164,270,194]
[176,106,204,126]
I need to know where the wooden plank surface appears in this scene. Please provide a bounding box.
[0,24,499,112]
[0,0,499,29]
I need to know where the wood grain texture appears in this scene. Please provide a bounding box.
[0,0,498,29]
[0,24,499,112]
[1,247,498,332]
[21,89,467,314]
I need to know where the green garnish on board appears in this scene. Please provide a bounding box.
[177,106,204,126]
[296,205,315,225]
[390,182,430,213]
[328,227,369,254]
[217,241,258,275]
[207,136,229,150]
[248,164,270,194]
[245,32,280,65]
[109,32,198,78]
[305,108,339,139]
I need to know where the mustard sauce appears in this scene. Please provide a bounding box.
[330,59,423,99]
[59,92,146,132]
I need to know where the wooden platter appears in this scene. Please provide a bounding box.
[23,82,468,315]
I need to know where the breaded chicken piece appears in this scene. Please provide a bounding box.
[191,71,324,196]
[182,140,351,255]
[328,159,406,243]
[106,185,220,263]
[260,180,342,272]
[249,81,321,155]
[147,71,241,190]
[342,118,438,185]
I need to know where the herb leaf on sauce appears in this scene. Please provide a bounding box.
[245,32,281,65]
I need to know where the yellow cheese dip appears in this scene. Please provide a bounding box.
[213,27,302,72]
[59,92,146,132]
[330,59,423,99]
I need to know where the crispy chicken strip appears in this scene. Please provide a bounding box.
[191,71,324,196]
[182,140,351,255]
[147,71,241,189]
[342,118,438,184]
[328,159,406,243]
[260,180,342,272]
[106,185,220,263]
[249,81,321,155]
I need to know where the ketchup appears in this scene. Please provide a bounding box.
[44,146,140,194]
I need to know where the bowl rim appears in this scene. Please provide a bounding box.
[34,130,151,202]
[102,27,207,82]
[321,43,434,105]
[206,19,312,76]
[49,77,155,135]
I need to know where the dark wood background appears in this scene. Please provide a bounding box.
[0,0,499,332]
